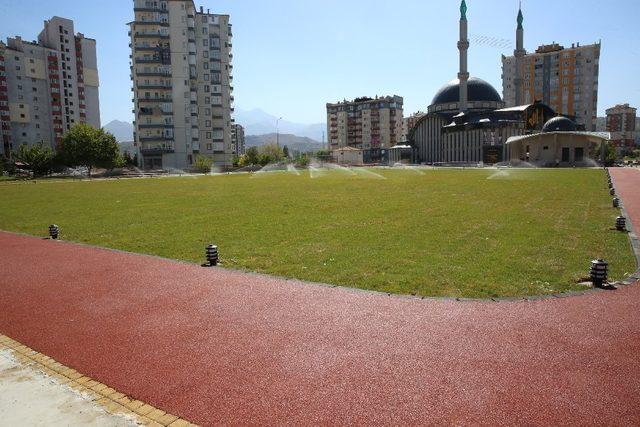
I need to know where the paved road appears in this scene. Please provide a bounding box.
[1,168,639,425]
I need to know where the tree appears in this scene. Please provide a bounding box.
[258,153,274,166]
[237,154,250,167]
[245,147,259,165]
[193,154,213,173]
[595,141,617,167]
[282,145,290,159]
[122,151,137,167]
[259,143,284,162]
[295,153,309,168]
[57,124,121,176]
[14,142,55,177]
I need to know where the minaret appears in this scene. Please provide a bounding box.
[514,2,526,105]
[458,0,470,112]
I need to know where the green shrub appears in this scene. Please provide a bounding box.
[193,154,213,173]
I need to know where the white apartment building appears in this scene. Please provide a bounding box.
[129,0,234,170]
[231,123,244,156]
[0,17,100,156]
[327,96,403,150]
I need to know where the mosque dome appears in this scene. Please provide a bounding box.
[542,116,577,132]
[431,77,502,106]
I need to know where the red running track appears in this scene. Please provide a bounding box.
[1,169,640,425]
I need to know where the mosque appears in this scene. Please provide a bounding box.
[409,1,606,166]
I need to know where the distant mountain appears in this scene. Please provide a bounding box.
[246,133,325,153]
[235,107,326,141]
[104,120,134,142]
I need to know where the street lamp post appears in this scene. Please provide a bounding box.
[276,117,283,148]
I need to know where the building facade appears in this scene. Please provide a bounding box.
[605,103,636,148]
[231,123,244,156]
[502,12,601,132]
[130,0,234,170]
[0,17,100,156]
[506,116,609,167]
[401,111,426,142]
[326,96,403,151]
[411,1,547,165]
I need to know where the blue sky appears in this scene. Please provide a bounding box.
[1,0,639,125]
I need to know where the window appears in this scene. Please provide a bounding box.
[206,143,212,150]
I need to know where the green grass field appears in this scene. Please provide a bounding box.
[0,168,635,298]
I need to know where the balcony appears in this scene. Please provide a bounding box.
[138,123,174,129]
[140,145,175,155]
[134,7,169,13]
[134,32,169,39]
[135,58,164,64]
[133,45,163,51]
[135,71,171,77]
[131,21,169,27]
[139,136,173,143]
[137,97,173,103]
[136,84,172,90]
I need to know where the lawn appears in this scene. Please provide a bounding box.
[0,168,635,298]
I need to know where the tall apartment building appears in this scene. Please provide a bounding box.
[231,123,244,156]
[0,17,100,156]
[606,103,637,148]
[327,96,403,150]
[501,7,600,131]
[129,0,234,170]
[402,111,427,141]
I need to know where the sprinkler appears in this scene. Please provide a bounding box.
[205,244,219,266]
[590,259,608,288]
[613,198,620,208]
[615,216,627,232]
[48,224,59,240]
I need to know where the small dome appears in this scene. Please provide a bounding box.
[542,116,577,132]
[431,77,502,106]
